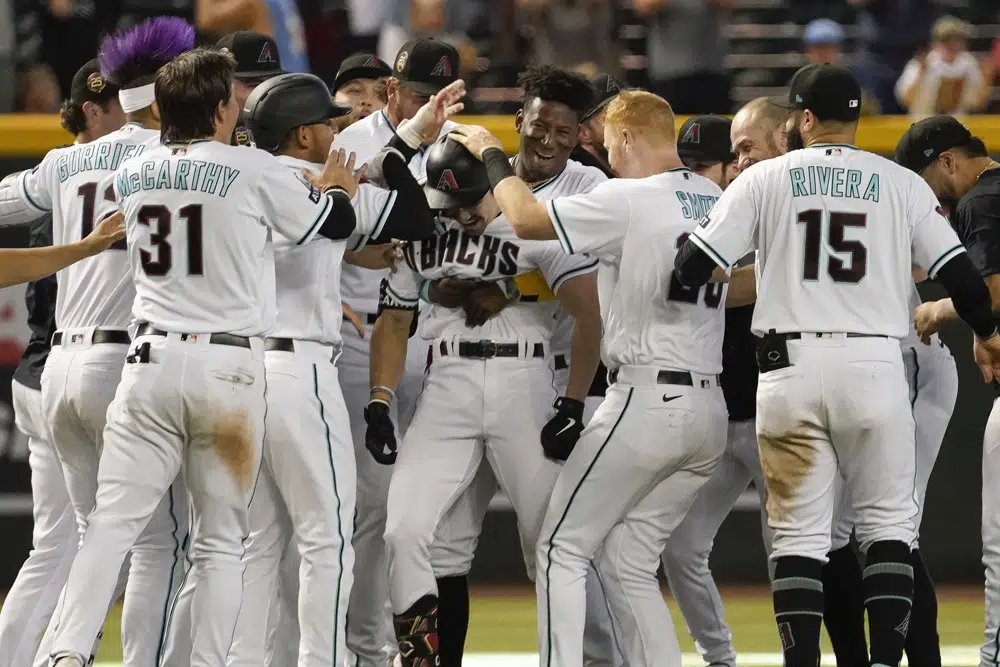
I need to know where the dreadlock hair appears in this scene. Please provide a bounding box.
[517,65,596,120]
[99,16,195,90]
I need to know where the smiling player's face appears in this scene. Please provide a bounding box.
[516,97,579,182]
[443,193,499,236]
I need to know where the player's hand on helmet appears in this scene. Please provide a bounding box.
[540,397,585,461]
[307,148,367,199]
[406,79,467,146]
[364,400,398,464]
[448,125,504,161]
[463,282,515,327]
[427,277,480,308]
[81,211,127,255]
[914,301,945,344]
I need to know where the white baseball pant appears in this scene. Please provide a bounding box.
[48,332,265,667]
[0,380,76,667]
[537,367,728,667]
[228,346,356,667]
[984,397,1000,667]
[41,332,189,667]
[340,318,428,667]
[756,335,918,562]
[385,343,561,614]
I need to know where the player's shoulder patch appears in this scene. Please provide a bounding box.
[292,170,323,203]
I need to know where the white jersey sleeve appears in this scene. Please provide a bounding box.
[545,179,632,257]
[348,183,398,251]
[0,153,58,226]
[528,241,599,294]
[909,177,965,277]
[690,165,761,268]
[251,159,340,245]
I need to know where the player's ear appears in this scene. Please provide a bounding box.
[149,101,161,125]
[514,109,523,133]
[620,127,633,152]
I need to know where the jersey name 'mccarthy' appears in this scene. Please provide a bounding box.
[789,166,881,202]
[115,159,241,199]
[55,141,147,183]
[404,227,521,277]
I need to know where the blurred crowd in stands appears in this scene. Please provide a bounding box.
[1,0,999,118]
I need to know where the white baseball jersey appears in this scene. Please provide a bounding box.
[113,140,342,336]
[690,143,965,338]
[11,123,159,329]
[332,109,460,315]
[548,167,727,374]
[270,154,399,345]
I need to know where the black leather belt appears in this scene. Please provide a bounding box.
[607,368,719,387]
[554,354,568,371]
[264,338,295,352]
[52,329,131,346]
[778,332,884,340]
[438,340,544,360]
[135,323,251,349]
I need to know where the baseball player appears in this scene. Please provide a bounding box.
[331,37,464,667]
[674,64,1000,667]
[895,115,1000,667]
[450,89,730,667]
[0,19,198,667]
[216,31,286,146]
[571,73,621,179]
[225,72,464,667]
[47,46,365,667]
[333,53,391,122]
[367,131,600,667]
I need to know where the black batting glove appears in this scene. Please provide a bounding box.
[540,397,585,461]
[364,400,398,464]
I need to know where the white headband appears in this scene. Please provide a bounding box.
[119,83,156,113]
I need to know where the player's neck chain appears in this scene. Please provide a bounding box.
[977,160,1000,183]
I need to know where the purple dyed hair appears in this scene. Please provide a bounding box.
[99,16,195,86]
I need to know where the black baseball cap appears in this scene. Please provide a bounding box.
[678,115,736,166]
[392,38,459,95]
[216,31,285,80]
[423,138,491,210]
[70,58,120,105]
[782,63,862,123]
[582,74,625,121]
[334,53,391,92]
[895,115,977,174]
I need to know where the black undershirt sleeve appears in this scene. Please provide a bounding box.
[935,252,998,339]
[314,189,358,241]
[675,239,719,287]
[370,148,436,243]
[956,194,1000,278]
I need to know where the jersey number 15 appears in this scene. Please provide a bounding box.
[136,204,204,277]
[798,210,867,283]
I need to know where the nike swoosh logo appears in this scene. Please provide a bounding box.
[555,418,577,435]
[663,395,682,403]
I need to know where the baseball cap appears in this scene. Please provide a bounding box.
[216,31,284,80]
[677,115,736,166]
[392,38,459,95]
[69,58,120,105]
[334,53,391,92]
[782,63,862,123]
[423,138,491,210]
[803,19,844,46]
[582,73,626,122]
[895,115,976,174]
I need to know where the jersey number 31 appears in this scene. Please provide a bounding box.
[798,210,867,283]
[136,204,204,277]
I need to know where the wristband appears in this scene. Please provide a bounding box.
[419,280,433,303]
[483,148,515,189]
[371,386,396,402]
[368,397,392,409]
[395,118,424,151]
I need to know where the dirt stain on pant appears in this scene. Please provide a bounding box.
[213,410,253,491]
[758,421,817,524]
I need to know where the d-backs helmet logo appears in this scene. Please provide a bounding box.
[437,169,459,191]
[430,56,452,78]
[87,72,106,93]
[680,123,700,145]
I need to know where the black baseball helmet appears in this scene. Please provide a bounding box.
[243,73,351,152]
[423,138,492,210]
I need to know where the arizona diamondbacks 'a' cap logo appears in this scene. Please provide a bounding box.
[681,123,700,144]
[363,56,379,68]
[87,72,106,93]
[924,148,935,157]
[430,56,452,77]
[258,43,277,64]
[607,78,619,93]
[437,169,459,191]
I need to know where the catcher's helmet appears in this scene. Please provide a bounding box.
[423,138,492,210]
[243,73,351,152]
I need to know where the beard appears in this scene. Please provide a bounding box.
[786,127,805,151]
[592,143,610,165]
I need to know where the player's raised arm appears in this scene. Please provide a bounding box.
[0,211,125,288]
[675,164,762,287]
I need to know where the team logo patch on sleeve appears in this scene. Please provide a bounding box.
[295,172,322,203]
[935,205,950,220]
[437,169,459,191]
[698,215,710,228]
